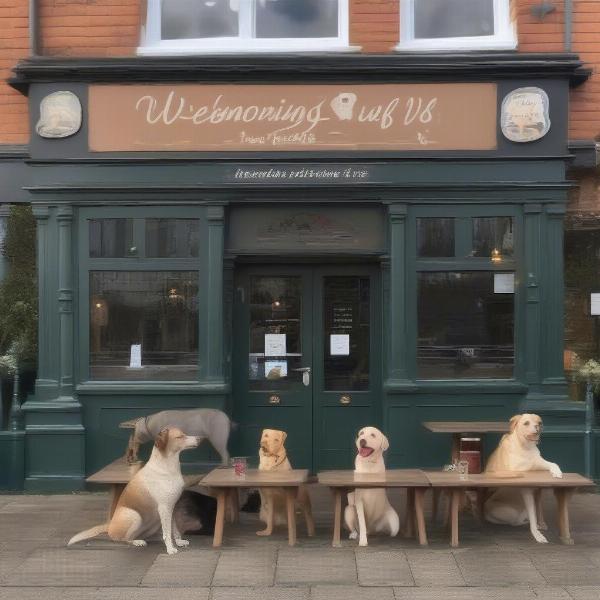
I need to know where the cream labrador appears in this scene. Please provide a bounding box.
[68,427,198,554]
[344,426,400,547]
[257,428,315,537]
[484,413,562,543]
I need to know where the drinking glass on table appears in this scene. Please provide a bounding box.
[231,457,247,478]
[457,460,469,480]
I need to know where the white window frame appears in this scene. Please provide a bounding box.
[138,0,351,55]
[396,0,516,52]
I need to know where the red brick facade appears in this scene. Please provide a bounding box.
[1,0,600,143]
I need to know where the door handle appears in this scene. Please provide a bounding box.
[292,367,311,386]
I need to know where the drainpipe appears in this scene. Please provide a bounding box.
[564,0,572,52]
[29,0,39,56]
[585,382,594,479]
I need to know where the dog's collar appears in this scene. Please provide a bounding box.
[261,448,287,468]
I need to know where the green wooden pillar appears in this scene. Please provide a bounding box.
[385,203,412,386]
[205,204,226,384]
[57,205,74,398]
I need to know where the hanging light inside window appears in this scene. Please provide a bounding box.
[491,248,502,263]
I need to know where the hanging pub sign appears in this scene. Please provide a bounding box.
[88,83,498,152]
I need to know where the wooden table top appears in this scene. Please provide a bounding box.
[318,469,430,487]
[422,421,509,434]
[202,468,310,488]
[424,470,595,488]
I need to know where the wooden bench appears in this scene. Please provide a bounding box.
[317,469,431,547]
[86,457,206,518]
[424,470,595,547]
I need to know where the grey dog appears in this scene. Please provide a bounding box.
[126,409,233,466]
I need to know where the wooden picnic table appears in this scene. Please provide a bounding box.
[201,467,310,548]
[424,470,595,547]
[317,469,431,547]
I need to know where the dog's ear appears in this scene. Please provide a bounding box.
[509,415,521,433]
[381,433,389,452]
[155,428,169,453]
[281,431,287,443]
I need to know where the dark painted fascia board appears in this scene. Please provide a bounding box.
[567,140,598,169]
[8,53,590,94]
[0,144,29,159]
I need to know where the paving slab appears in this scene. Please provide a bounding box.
[94,588,209,600]
[0,587,98,600]
[212,587,310,600]
[393,587,539,599]
[453,549,546,586]
[140,548,218,587]
[212,547,276,586]
[313,585,395,600]
[355,550,414,586]
[405,550,465,586]
[565,587,600,599]
[276,548,357,586]
[4,547,157,587]
[528,550,600,587]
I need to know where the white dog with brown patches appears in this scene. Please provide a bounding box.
[68,427,198,554]
[344,426,400,547]
[484,413,562,543]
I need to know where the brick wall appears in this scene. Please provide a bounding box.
[0,0,29,144]
[2,0,600,145]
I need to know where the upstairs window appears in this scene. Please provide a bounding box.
[398,0,515,52]
[140,0,349,55]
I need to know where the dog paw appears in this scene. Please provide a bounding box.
[256,529,272,537]
[348,531,358,540]
[166,546,178,555]
[532,530,548,544]
[131,540,147,547]
[175,538,189,547]
[550,465,563,478]
[358,539,368,547]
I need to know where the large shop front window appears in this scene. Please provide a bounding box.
[414,213,516,380]
[140,0,349,55]
[398,0,515,51]
[84,215,202,382]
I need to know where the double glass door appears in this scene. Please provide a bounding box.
[233,265,380,471]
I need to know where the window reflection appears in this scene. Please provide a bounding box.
[90,271,198,380]
[418,271,514,379]
[161,0,239,40]
[89,219,134,258]
[472,217,514,259]
[414,0,495,39]
[417,218,455,257]
[255,0,338,39]
[146,219,200,258]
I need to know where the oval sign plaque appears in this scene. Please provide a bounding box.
[501,87,550,143]
[36,91,82,139]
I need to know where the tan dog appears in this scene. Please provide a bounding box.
[257,428,315,537]
[484,413,562,543]
[68,427,198,554]
[344,426,400,547]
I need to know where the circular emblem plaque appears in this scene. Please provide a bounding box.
[501,87,550,143]
[35,91,82,139]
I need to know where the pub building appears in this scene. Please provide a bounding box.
[3,52,593,491]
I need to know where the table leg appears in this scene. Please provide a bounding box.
[450,489,460,548]
[403,488,415,538]
[476,488,487,523]
[555,488,574,545]
[432,489,440,523]
[285,488,297,547]
[213,489,226,548]
[332,487,343,547]
[109,483,126,519]
[226,488,239,524]
[414,488,428,546]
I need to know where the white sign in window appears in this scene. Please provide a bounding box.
[591,293,600,316]
[129,344,142,369]
[330,334,350,356]
[264,334,286,357]
[494,273,514,294]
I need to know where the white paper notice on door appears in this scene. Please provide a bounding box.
[494,273,515,294]
[264,334,286,357]
[591,293,600,316]
[129,344,142,368]
[330,334,350,356]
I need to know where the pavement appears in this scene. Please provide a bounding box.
[1,485,600,599]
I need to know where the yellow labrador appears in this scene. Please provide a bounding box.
[344,426,399,547]
[68,427,198,554]
[484,413,562,543]
[257,428,315,537]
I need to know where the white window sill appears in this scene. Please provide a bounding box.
[395,37,517,53]
[137,44,361,57]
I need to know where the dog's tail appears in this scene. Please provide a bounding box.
[68,523,109,546]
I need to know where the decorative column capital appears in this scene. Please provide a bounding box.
[56,205,74,223]
[207,204,226,222]
[524,203,543,214]
[31,205,50,221]
[387,203,408,223]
